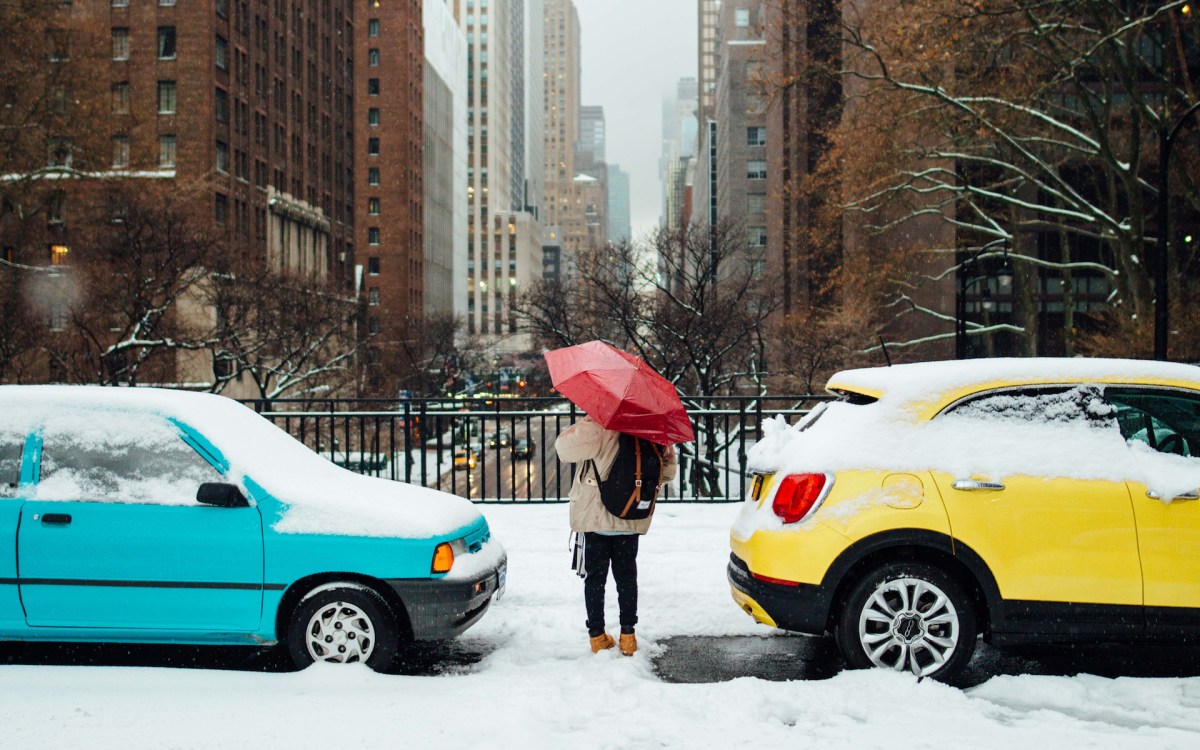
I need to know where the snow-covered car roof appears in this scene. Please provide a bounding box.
[826,358,1200,417]
[0,385,481,539]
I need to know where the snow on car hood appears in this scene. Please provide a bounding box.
[0,386,482,539]
[748,391,1200,502]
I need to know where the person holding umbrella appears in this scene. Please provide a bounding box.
[546,342,694,656]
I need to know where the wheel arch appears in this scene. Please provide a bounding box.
[819,529,1001,637]
[274,572,414,643]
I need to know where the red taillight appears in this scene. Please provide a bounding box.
[750,571,801,587]
[771,473,827,524]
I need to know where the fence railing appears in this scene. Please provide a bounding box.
[241,395,830,503]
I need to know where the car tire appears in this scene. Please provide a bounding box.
[835,561,977,681]
[286,582,400,671]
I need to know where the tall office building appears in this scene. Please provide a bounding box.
[607,164,631,244]
[12,0,370,387]
[543,0,582,254]
[424,0,469,317]
[662,78,698,230]
[463,0,543,347]
[578,105,605,164]
[523,0,546,217]
[698,0,720,124]
[715,0,766,266]
[356,0,426,393]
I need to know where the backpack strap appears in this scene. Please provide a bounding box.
[618,437,643,518]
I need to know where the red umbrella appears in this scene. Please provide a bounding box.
[545,341,695,445]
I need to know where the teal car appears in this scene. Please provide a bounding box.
[0,386,506,671]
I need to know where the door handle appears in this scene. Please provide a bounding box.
[952,479,1006,492]
[1146,489,1200,501]
[40,513,72,525]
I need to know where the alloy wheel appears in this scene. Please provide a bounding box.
[857,576,960,677]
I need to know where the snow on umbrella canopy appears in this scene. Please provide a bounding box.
[544,341,695,445]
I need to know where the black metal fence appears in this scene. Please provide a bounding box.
[241,395,829,503]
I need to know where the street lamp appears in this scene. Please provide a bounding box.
[1154,100,1200,361]
[955,238,1013,359]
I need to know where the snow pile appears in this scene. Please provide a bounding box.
[0,387,482,539]
[1,505,1197,749]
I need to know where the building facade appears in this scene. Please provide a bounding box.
[542,0,581,252]
[356,0,426,392]
[606,164,631,243]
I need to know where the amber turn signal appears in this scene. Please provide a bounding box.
[431,542,455,573]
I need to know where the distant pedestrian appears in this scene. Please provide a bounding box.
[556,416,676,655]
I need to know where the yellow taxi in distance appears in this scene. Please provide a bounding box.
[728,358,1200,681]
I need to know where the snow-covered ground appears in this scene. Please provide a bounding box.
[3,504,1199,749]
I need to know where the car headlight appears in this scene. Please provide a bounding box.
[431,537,469,573]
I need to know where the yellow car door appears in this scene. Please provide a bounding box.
[1107,388,1200,614]
[931,385,1141,608]
[931,472,1141,605]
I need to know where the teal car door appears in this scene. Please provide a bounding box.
[18,412,265,632]
[0,429,27,631]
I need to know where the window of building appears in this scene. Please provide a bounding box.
[111,82,130,114]
[368,78,380,96]
[157,81,177,114]
[747,159,767,180]
[368,257,380,275]
[368,107,380,126]
[215,87,229,122]
[159,134,176,167]
[157,26,176,59]
[50,243,69,265]
[368,19,379,37]
[736,8,750,27]
[159,0,175,5]
[748,226,768,247]
[47,191,65,224]
[112,0,128,7]
[111,28,129,60]
[747,193,765,215]
[47,138,72,168]
[368,317,381,335]
[368,48,380,66]
[367,167,380,185]
[747,126,766,146]
[368,288,380,306]
[216,140,229,173]
[367,137,379,155]
[216,34,229,70]
[216,0,228,18]
[215,193,228,224]
[368,227,380,244]
[368,197,380,215]
[112,136,130,168]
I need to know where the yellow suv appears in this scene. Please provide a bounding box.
[728,358,1200,681]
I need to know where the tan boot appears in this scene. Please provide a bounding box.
[618,632,637,656]
[589,633,615,653]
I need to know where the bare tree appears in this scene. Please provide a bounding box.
[389,312,490,397]
[771,0,1200,358]
[209,261,362,400]
[41,183,227,385]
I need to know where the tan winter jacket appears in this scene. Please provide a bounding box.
[555,416,678,534]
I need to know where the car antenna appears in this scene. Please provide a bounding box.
[878,335,892,367]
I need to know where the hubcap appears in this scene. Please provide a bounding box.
[858,576,960,677]
[305,601,375,664]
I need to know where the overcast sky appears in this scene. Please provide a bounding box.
[574,0,697,240]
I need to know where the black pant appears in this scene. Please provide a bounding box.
[582,532,639,637]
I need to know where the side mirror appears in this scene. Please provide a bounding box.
[197,482,249,508]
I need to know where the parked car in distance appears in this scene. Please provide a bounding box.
[729,358,1200,682]
[0,386,506,672]
[510,437,535,460]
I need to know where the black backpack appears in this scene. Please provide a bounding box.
[585,433,666,520]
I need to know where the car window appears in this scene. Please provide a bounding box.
[1105,389,1200,458]
[37,412,223,504]
[942,384,1114,427]
[0,433,22,498]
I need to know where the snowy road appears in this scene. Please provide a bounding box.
[2,504,1199,749]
